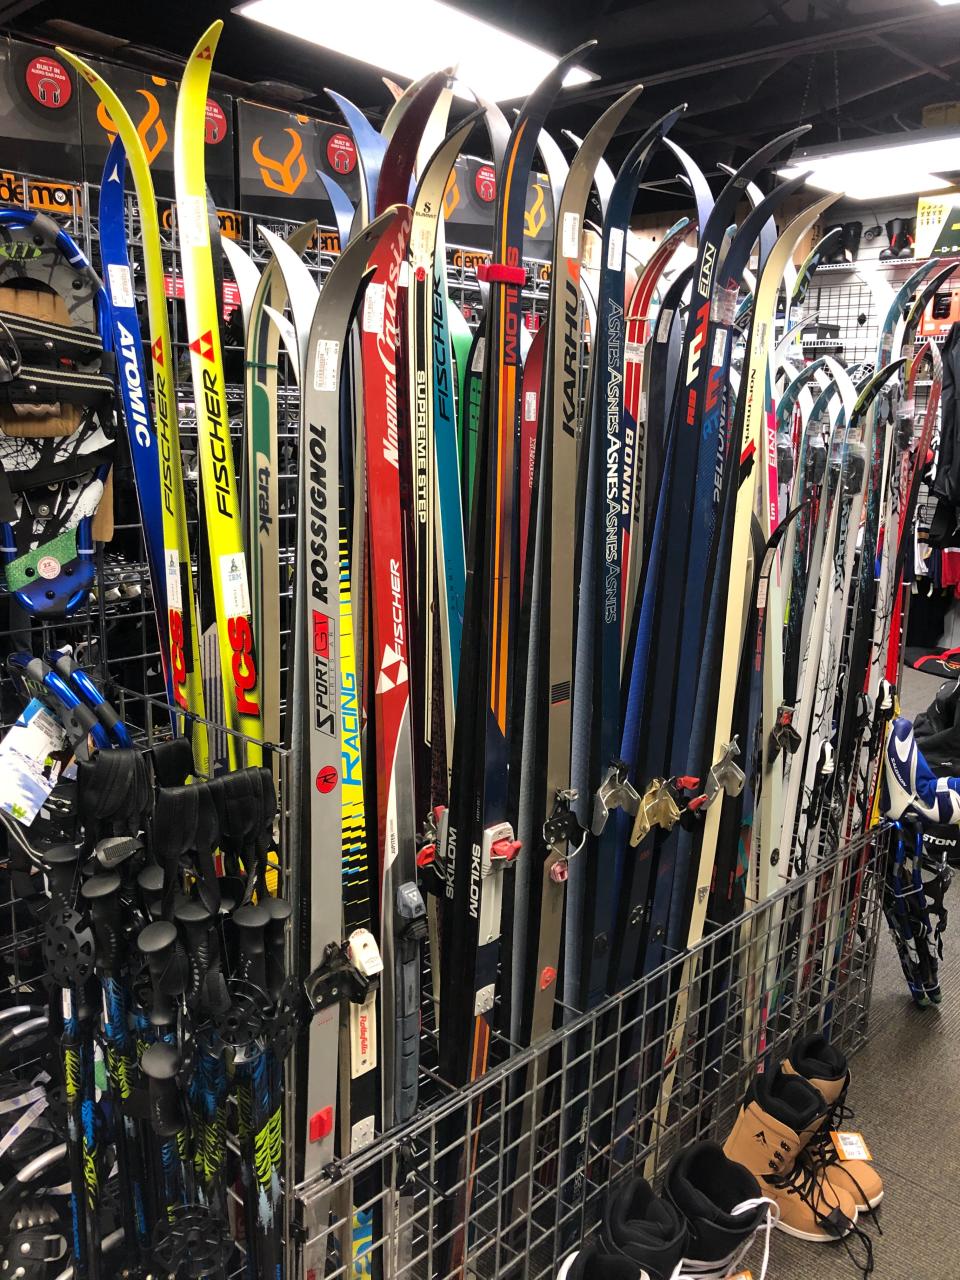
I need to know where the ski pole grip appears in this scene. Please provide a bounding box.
[80,872,123,970]
[136,863,165,920]
[232,902,270,994]
[263,897,292,1001]
[43,844,81,907]
[173,898,213,1003]
[140,1041,183,1137]
[137,920,182,1027]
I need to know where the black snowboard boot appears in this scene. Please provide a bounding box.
[880,218,911,259]
[665,1140,776,1278]
[557,1240,649,1279]
[841,220,863,261]
[602,1175,687,1280]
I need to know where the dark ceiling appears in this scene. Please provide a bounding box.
[6,0,960,202]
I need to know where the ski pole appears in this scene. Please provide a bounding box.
[81,871,152,1257]
[233,903,282,1280]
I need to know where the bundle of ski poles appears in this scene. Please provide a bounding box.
[0,654,291,1280]
[0,16,945,1279]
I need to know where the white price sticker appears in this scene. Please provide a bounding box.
[524,391,537,422]
[561,211,581,260]
[583,232,601,271]
[607,228,625,272]
[362,282,386,334]
[165,549,183,611]
[219,553,252,618]
[625,340,643,364]
[398,260,410,289]
[472,336,486,373]
[178,194,209,249]
[107,263,134,310]
[831,1131,873,1162]
[711,329,727,367]
[314,339,341,393]
[656,307,673,343]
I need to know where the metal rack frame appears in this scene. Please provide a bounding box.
[295,826,888,1280]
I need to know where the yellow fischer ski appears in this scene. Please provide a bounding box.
[173,22,262,767]
[59,47,209,774]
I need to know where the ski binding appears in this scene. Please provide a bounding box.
[592,760,640,835]
[703,738,746,807]
[476,821,520,947]
[629,777,693,845]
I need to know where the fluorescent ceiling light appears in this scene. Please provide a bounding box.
[933,1,960,6]
[779,129,960,200]
[236,0,594,102]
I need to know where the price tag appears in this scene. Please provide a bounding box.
[656,307,673,343]
[472,336,486,373]
[178,194,208,249]
[712,329,727,367]
[0,699,70,826]
[219,553,252,618]
[562,212,580,259]
[107,263,134,310]
[831,1131,873,1162]
[607,228,625,272]
[165,549,183,611]
[314,339,341,393]
[362,282,386,334]
[524,391,537,422]
[625,341,643,364]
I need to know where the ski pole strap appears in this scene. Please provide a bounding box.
[476,261,527,287]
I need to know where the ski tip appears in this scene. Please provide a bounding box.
[190,19,224,64]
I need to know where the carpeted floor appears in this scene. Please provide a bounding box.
[751,666,951,1280]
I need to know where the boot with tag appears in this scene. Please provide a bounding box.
[783,1033,883,1212]
[722,1068,858,1243]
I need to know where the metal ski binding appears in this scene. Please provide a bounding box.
[770,704,802,761]
[703,738,745,807]
[544,788,583,880]
[630,778,682,845]
[592,760,640,835]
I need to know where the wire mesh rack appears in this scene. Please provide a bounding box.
[294,826,889,1280]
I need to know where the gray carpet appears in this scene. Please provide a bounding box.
[744,666,951,1279]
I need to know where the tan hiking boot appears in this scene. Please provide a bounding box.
[723,1066,858,1242]
[784,1032,884,1212]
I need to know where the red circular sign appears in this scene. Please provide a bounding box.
[475,164,496,203]
[327,132,357,176]
[25,56,72,109]
[205,99,227,145]
[316,765,338,794]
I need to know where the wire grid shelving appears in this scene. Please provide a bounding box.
[296,827,888,1280]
